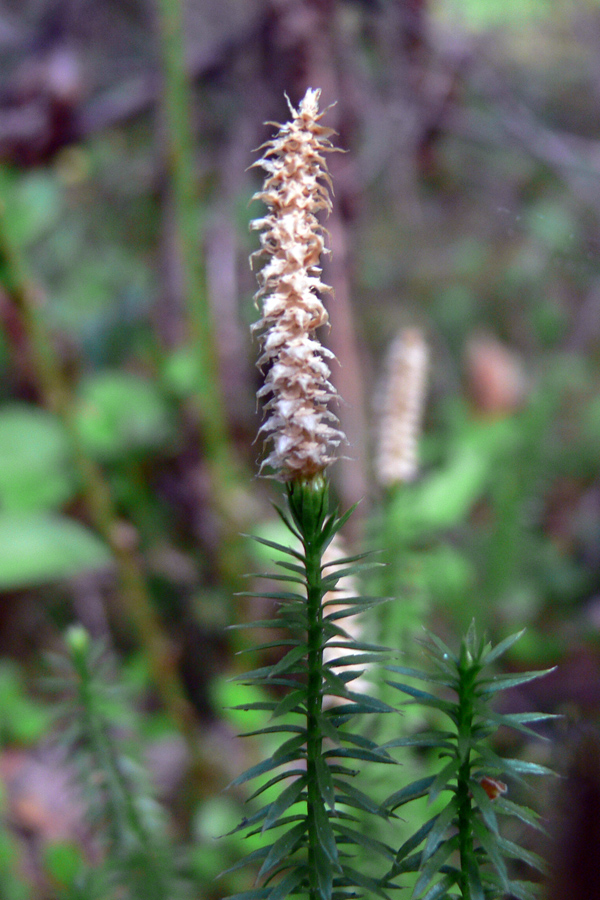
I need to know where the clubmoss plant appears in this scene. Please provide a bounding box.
[228,87,554,900]
[227,89,396,900]
[383,624,555,900]
[50,625,191,900]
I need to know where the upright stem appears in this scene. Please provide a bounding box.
[288,477,333,899]
[154,0,249,589]
[456,653,477,900]
[305,532,325,899]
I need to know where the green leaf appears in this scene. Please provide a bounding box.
[268,644,308,678]
[421,872,458,900]
[325,748,396,765]
[333,779,384,817]
[230,753,300,787]
[247,535,306,563]
[341,865,392,900]
[382,731,454,751]
[504,880,543,900]
[471,818,509,891]
[494,797,546,833]
[475,707,556,742]
[268,867,306,900]
[423,799,458,862]
[477,669,556,695]
[466,855,485,900]
[385,776,436,811]
[271,689,307,719]
[480,630,525,666]
[386,682,457,720]
[75,371,173,461]
[429,757,461,805]
[496,837,548,875]
[468,780,498,834]
[0,513,111,589]
[386,665,456,688]
[391,816,437,871]
[332,824,395,861]
[313,801,338,864]
[314,843,333,900]
[477,747,554,778]
[0,405,75,511]
[246,770,307,803]
[258,822,306,878]
[239,724,306,739]
[263,777,306,832]
[412,834,459,898]
[315,757,336,810]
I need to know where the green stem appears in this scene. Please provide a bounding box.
[456,652,477,900]
[306,530,325,900]
[154,0,250,590]
[288,477,332,900]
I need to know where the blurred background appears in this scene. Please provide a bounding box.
[1,0,600,897]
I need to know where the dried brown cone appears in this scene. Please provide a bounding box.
[375,327,428,487]
[250,88,344,481]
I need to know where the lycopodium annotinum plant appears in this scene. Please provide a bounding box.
[225,89,397,900]
[382,623,556,900]
[226,87,554,900]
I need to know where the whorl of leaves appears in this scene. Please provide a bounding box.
[382,624,557,900]
[225,477,395,900]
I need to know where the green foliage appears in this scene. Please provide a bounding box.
[74,371,174,462]
[0,660,51,744]
[383,625,556,899]
[48,625,192,900]
[0,403,76,511]
[0,512,112,590]
[227,477,395,900]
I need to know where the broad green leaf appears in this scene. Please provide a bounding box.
[75,371,173,461]
[0,405,75,511]
[0,513,111,589]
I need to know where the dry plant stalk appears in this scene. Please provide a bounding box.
[376,327,428,487]
[250,88,343,481]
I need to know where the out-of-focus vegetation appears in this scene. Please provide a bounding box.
[1,0,600,897]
